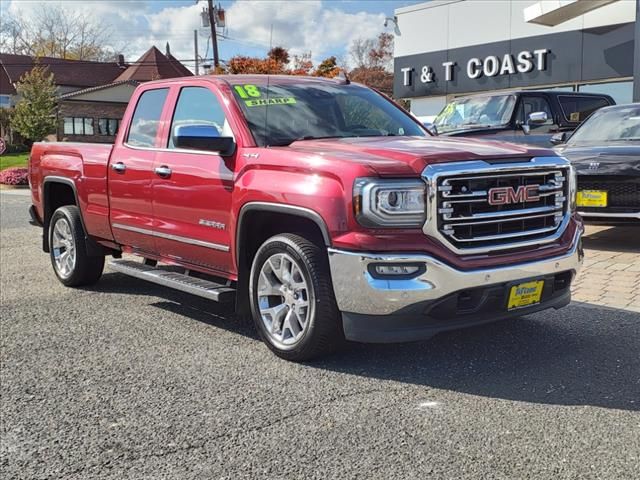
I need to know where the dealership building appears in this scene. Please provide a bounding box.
[393,0,638,116]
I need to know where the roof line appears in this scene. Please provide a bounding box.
[57,80,139,99]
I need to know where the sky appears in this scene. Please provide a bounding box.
[2,0,418,69]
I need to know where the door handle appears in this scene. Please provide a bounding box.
[112,162,126,173]
[154,166,172,178]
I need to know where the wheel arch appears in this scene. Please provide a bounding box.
[234,202,332,316]
[42,176,104,256]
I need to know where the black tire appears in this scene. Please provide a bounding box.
[49,205,104,287]
[249,233,343,361]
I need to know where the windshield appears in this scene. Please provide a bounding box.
[434,95,516,133]
[568,105,640,145]
[230,81,426,146]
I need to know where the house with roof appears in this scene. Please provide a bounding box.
[0,44,192,143]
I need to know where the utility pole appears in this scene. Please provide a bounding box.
[194,29,199,75]
[207,0,219,69]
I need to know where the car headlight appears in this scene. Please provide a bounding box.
[354,178,427,228]
[568,165,577,212]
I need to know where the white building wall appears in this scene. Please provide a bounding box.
[394,0,636,57]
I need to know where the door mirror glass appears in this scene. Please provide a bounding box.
[523,111,549,134]
[173,125,235,155]
[528,111,548,125]
[550,132,567,145]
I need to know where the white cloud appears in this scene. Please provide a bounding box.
[225,0,385,65]
[4,0,386,70]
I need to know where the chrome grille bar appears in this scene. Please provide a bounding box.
[422,158,572,255]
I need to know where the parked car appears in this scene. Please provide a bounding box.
[28,75,583,361]
[554,103,640,224]
[433,91,615,147]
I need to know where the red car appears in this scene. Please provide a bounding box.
[29,75,584,360]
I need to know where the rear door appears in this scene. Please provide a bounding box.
[152,84,235,275]
[109,87,170,254]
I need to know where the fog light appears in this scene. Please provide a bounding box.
[369,263,425,279]
[375,265,419,275]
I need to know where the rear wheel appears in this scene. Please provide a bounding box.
[49,206,104,287]
[249,233,342,361]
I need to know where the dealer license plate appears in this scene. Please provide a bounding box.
[577,190,608,207]
[508,280,544,310]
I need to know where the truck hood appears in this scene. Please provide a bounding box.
[285,136,555,176]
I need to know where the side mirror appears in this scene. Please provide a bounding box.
[550,132,567,146]
[522,111,548,135]
[425,123,438,136]
[173,124,235,155]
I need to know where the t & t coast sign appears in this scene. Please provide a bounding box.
[400,49,550,86]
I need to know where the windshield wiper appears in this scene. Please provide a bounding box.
[268,135,346,147]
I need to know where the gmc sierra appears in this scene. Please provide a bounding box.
[29,75,584,360]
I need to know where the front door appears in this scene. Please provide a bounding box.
[152,85,235,275]
[109,87,170,254]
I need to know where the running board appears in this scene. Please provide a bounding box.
[108,259,235,303]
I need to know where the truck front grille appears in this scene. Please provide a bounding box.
[436,168,569,251]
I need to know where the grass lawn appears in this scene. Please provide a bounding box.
[0,152,29,170]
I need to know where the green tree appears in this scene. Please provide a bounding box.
[11,65,57,143]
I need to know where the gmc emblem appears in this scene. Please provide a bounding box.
[488,185,540,206]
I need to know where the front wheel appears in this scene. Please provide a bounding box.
[249,234,342,361]
[49,206,104,287]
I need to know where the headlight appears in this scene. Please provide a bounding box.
[354,178,427,228]
[568,165,577,212]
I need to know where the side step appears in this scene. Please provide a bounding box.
[108,259,235,303]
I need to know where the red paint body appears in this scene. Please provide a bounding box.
[29,76,581,280]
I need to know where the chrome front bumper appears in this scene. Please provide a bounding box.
[328,228,583,318]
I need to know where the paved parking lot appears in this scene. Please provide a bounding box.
[572,226,640,312]
[1,189,639,480]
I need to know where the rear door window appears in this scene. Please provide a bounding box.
[126,88,169,147]
[558,96,610,123]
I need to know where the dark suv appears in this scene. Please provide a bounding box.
[433,91,615,147]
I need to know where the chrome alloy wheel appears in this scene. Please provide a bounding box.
[257,253,311,347]
[51,217,76,279]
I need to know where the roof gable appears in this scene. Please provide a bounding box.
[115,46,193,82]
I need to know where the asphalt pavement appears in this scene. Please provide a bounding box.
[1,189,639,480]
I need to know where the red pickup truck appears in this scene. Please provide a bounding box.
[29,75,584,360]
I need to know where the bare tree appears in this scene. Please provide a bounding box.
[0,5,126,61]
[349,38,375,69]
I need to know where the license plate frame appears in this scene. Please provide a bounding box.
[577,190,608,208]
[507,280,545,311]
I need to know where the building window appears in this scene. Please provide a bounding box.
[0,95,10,108]
[578,81,633,106]
[98,118,120,136]
[63,117,94,135]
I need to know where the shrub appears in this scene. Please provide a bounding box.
[0,167,29,185]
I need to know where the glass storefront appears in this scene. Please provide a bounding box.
[578,81,633,105]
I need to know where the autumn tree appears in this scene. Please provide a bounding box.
[11,66,57,143]
[313,56,340,78]
[268,47,290,67]
[290,53,313,76]
[348,33,394,96]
